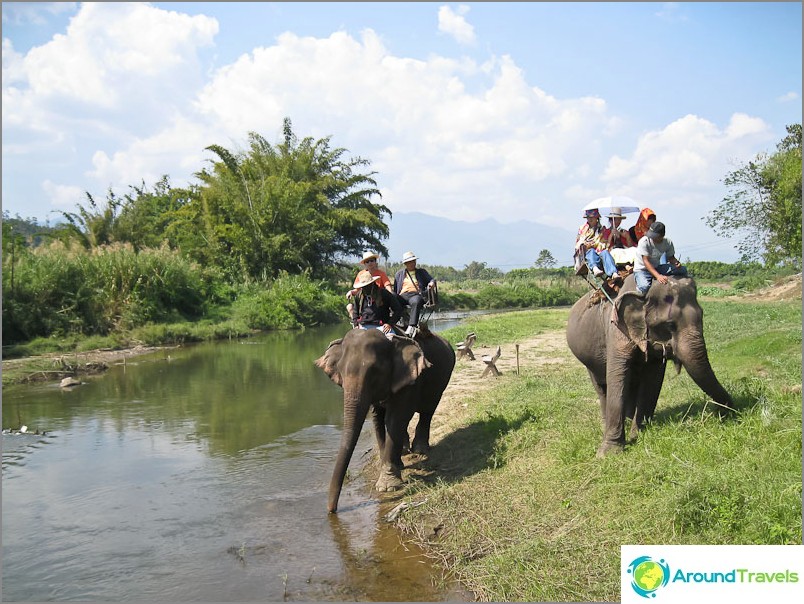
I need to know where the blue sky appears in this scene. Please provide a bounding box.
[2,2,801,262]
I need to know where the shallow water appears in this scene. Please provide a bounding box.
[1,318,475,601]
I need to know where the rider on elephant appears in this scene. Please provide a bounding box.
[574,209,619,282]
[394,251,436,338]
[633,221,688,294]
[350,272,404,338]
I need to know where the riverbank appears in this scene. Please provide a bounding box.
[1,344,175,386]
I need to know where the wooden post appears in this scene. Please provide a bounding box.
[515,344,520,375]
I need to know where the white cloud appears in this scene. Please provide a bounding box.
[182,32,618,223]
[602,113,772,197]
[777,91,799,103]
[42,180,84,209]
[89,115,212,186]
[16,3,218,105]
[438,5,476,46]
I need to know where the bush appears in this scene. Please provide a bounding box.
[231,272,344,330]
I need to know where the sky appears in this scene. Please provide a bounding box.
[2,2,801,263]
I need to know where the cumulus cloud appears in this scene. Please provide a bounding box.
[601,113,772,206]
[438,5,476,46]
[42,180,84,209]
[187,31,617,222]
[15,3,218,105]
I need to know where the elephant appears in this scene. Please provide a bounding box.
[315,326,456,513]
[566,274,734,457]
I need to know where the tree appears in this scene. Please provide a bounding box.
[53,189,122,249]
[705,124,802,267]
[535,249,556,268]
[192,118,391,281]
[113,176,193,251]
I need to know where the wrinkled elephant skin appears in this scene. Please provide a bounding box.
[566,274,733,457]
[315,328,456,512]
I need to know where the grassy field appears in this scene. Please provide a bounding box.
[394,296,802,602]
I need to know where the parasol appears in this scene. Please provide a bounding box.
[582,195,641,215]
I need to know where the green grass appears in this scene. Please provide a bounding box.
[396,298,802,602]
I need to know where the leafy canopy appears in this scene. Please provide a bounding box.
[193,118,391,281]
[705,124,802,268]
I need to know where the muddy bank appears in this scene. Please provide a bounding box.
[1,345,173,385]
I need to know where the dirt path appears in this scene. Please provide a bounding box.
[425,330,571,447]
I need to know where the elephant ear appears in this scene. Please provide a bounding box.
[614,292,648,355]
[315,338,344,387]
[390,337,432,394]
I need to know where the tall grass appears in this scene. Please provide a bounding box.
[2,242,216,343]
[396,299,802,602]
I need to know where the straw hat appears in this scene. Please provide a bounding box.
[353,272,381,289]
[360,251,379,264]
[401,251,418,263]
[607,207,625,218]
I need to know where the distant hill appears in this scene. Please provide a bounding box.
[384,212,575,270]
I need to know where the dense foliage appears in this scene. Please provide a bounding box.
[705,124,802,267]
[191,119,390,282]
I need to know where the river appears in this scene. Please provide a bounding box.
[1,314,476,601]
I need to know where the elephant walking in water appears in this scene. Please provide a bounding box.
[316,327,455,513]
[566,274,734,457]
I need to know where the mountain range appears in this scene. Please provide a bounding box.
[383,211,576,271]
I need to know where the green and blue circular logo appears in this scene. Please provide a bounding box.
[627,556,670,598]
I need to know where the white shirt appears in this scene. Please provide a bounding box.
[634,236,675,272]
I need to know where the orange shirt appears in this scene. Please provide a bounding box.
[357,268,392,291]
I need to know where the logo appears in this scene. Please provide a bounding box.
[627,556,670,598]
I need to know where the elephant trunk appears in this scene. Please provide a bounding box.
[674,330,734,414]
[328,389,370,513]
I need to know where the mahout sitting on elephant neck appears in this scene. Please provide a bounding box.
[567,273,734,457]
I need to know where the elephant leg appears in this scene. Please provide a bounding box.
[587,368,607,425]
[375,403,416,492]
[599,354,631,457]
[628,360,666,442]
[411,410,433,454]
[369,404,386,457]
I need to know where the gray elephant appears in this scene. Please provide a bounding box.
[315,327,456,513]
[566,274,734,457]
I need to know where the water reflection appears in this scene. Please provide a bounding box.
[1,319,472,601]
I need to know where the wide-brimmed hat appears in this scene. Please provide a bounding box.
[401,251,418,263]
[360,251,379,264]
[607,207,625,218]
[646,221,666,239]
[353,272,381,288]
[584,209,601,218]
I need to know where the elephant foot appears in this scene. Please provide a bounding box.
[375,468,404,492]
[596,441,624,458]
[410,440,430,455]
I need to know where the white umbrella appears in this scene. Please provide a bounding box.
[582,195,641,215]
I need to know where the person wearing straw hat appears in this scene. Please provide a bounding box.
[602,207,634,249]
[393,251,436,337]
[603,207,636,267]
[346,251,394,317]
[349,271,404,337]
